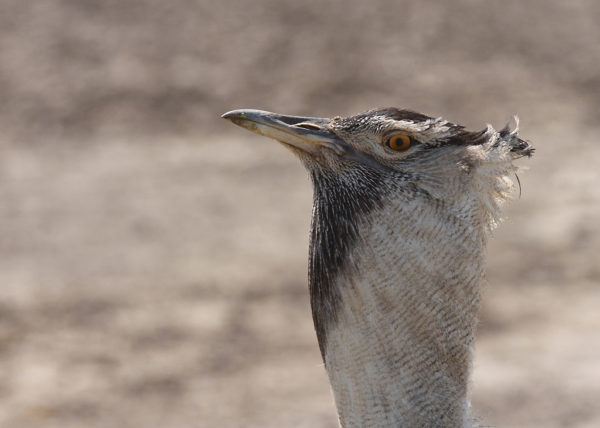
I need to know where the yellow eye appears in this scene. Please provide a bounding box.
[386,134,413,151]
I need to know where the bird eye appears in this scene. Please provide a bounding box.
[385,134,413,151]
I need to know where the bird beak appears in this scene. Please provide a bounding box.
[221,109,346,156]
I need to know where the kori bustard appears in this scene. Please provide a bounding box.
[222,107,533,427]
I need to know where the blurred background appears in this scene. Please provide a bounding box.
[0,1,599,427]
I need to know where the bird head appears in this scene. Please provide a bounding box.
[222,108,533,217]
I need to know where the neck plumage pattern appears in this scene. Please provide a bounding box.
[309,169,486,428]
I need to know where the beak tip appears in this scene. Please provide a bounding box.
[222,109,252,122]
[222,110,252,129]
[221,110,236,120]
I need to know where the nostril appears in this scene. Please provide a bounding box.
[295,123,322,130]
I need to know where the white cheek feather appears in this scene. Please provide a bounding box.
[466,124,522,232]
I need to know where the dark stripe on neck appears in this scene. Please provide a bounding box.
[308,166,388,360]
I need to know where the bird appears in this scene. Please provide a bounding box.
[222,107,533,428]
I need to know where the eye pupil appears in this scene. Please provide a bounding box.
[386,134,412,151]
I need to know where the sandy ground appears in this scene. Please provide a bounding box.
[0,1,599,427]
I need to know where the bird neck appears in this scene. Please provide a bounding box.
[309,178,487,427]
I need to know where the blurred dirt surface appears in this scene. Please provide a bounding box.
[1,1,599,427]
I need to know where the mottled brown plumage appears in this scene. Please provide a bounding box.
[222,107,533,427]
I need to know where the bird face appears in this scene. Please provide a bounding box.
[222,107,533,191]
